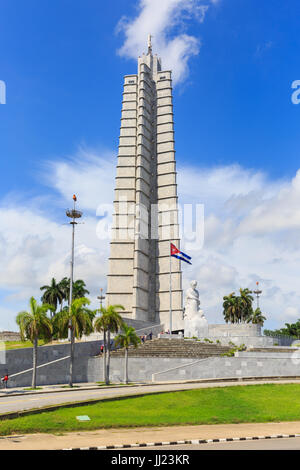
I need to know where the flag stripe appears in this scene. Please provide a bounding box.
[179,251,192,260]
[171,254,192,265]
[170,243,192,262]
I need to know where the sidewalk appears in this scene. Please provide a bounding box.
[1,421,300,450]
[0,382,143,398]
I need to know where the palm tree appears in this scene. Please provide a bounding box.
[72,280,90,300]
[57,278,90,304]
[223,293,240,323]
[94,305,125,385]
[239,288,254,323]
[54,297,94,387]
[40,278,64,315]
[94,310,109,384]
[247,307,266,326]
[16,297,54,388]
[58,277,70,310]
[114,324,141,384]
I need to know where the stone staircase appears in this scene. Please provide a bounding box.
[111,338,231,358]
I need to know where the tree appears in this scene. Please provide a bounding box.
[239,288,254,323]
[94,305,125,385]
[114,324,141,384]
[55,278,90,305]
[265,321,300,339]
[223,293,241,324]
[247,307,266,326]
[58,277,70,310]
[16,297,54,388]
[223,288,256,324]
[54,297,94,387]
[72,280,90,300]
[40,278,64,315]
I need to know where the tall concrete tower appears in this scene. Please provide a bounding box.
[106,37,183,331]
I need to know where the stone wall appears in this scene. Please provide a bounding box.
[0,340,102,387]
[2,338,300,387]
[208,323,262,337]
[89,351,300,383]
[152,353,300,382]
[0,331,20,342]
[196,323,293,347]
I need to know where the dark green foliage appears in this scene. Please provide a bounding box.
[40,277,90,315]
[264,319,300,339]
[223,288,266,325]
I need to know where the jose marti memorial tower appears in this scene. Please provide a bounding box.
[106,36,183,331]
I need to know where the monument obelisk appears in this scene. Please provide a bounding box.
[106,36,183,331]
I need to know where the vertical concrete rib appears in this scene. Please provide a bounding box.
[107,45,183,330]
[106,74,138,316]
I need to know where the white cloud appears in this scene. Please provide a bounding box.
[117,0,219,84]
[2,148,300,333]
[42,147,116,211]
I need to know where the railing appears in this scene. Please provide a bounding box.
[5,355,70,379]
[81,323,164,342]
[134,324,163,335]
[151,357,210,382]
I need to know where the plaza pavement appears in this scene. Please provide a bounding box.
[1,421,300,450]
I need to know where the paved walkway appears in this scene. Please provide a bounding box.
[1,421,300,450]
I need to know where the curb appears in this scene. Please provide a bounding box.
[63,433,300,450]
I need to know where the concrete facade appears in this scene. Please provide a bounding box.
[88,351,300,383]
[194,323,287,347]
[0,340,102,388]
[0,331,20,341]
[208,323,262,337]
[107,39,183,331]
[151,354,300,382]
[2,340,300,387]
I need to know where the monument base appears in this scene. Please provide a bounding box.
[183,322,281,347]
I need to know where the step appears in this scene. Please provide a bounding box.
[109,338,231,358]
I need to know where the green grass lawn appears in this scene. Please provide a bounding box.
[2,340,70,350]
[1,383,300,435]
[1,340,46,350]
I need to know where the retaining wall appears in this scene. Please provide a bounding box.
[2,339,300,387]
[0,340,102,387]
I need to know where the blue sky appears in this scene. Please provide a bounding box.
[1,0,300,331]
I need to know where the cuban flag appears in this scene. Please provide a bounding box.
[170,243,192,265]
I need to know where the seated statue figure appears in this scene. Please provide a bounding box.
[184,280,208,338]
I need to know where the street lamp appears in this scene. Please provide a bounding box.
[253,281,262,309]
[97,288,105,309]
[66,194,82,387]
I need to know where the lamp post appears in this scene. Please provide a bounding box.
[97,288,105,310]
[66,195,82,387]
[253,281,262,309]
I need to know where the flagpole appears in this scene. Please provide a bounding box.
[169,247,172,339]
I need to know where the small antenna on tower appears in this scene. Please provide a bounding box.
[147,34,152,54]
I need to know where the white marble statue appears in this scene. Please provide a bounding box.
[184,280,208,338]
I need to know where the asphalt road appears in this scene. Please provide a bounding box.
[1,380,299,415]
